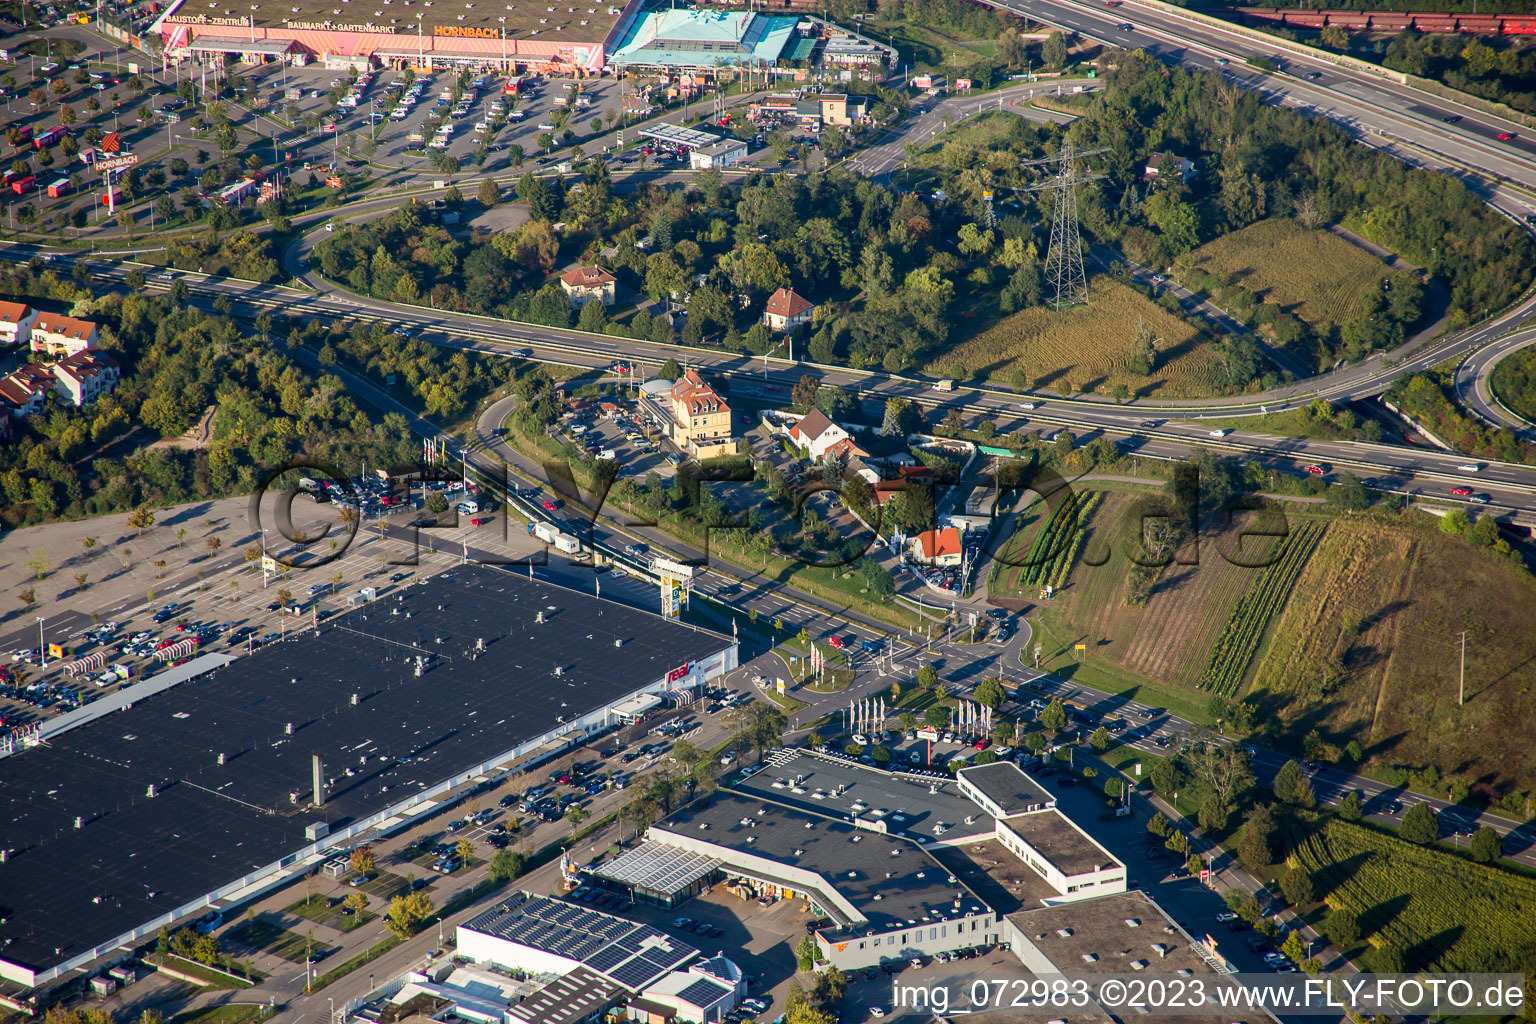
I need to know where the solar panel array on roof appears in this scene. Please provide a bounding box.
[609,958,663,991]
[592,841,721,897]
[584,945,630,973]
[463,892,697,993]
[675,977,732,1009]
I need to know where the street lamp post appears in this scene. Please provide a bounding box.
[36,616,46,668]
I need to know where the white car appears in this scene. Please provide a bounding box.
[869,1010,886,1019]
[1457,463,1481,472]
[1216,911,1238,922]
[1209,428,1230,438]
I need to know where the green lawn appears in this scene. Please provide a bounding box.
[168,1004,272,1024]
[224,918,334,964]
[146,954,261,989]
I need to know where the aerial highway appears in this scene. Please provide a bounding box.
[1455,327,1536,439]
[5,236,1536,523]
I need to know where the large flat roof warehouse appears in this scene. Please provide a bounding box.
[650,791,991,933]
[733,749,996,843]
[158,0,614,72]
[0,567,734,988]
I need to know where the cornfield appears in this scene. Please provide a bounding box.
[1195,521,1323,695]
[1015,491,1103,591]
[1295,819,1536,973]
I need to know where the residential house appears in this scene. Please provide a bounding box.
[29,313,99,358]
[1143,153,1196,184]
[559,266,617,308]
[762,287,815,333]
[817,94,869,126]
[911,526,964,567]
[669,369,734,459]
[0,301,38,349]
[0,363,58,417]
[787,409,868,463]
[50,348,120,407]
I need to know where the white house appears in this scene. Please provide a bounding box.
[787,409,866,463]
[1143,152,1196,184]
[560,266,617,308]
[29,313,100,358]
[762,287,815,332]
[49,347,120,407]
[0,363,56,417]
[0,301,38,349]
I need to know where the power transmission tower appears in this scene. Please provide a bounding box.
[1042,138,1093,310]
[991,141,1106,310]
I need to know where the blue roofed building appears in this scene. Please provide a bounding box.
[608,7,802,73]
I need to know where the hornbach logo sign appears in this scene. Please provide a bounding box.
[434,25,497,37]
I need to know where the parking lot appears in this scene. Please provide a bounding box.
[240,63,632,174]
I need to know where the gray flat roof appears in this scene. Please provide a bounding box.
[957,762,1054,817]
[654,791,990,934]
[638,124,727,148]
[1003,809,1120,877]
[735,749,995,843]
[1008,890,1215,980]
[0,567,732,981]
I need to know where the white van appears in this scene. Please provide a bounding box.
[1457,463,1481,472]
[1209,428,1230,438]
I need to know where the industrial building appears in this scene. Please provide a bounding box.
[0,566,735,990]
[584,751,1126,971]
[456,893,747,1024]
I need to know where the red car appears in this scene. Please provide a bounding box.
[1305,464,1326,475]
[470,517,489,526]
[1450,486,1473,496]
[1498,131,1516,141]
[827,636,846,649]
[542,499,559,513]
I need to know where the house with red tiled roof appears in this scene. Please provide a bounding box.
[787,409,867,463]
[50,348,120,407]
[668,369,734,459]
[762,287,815,333]
[911,526,964,567]
[0,301,38,349]
[559,266,617,308]
[0,363,58,417]
[29,313,99,358]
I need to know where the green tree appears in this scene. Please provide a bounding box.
[384,891,434,939]
[975,677,1006,710]
[916,664,938,690]
[1469,825,1504,863]
[1280,930,1307,964]
[425,492,450,514]
[1338,790,1363,821]
[477,177,499,206]
[1279,866,1315,907]
[1324,908,1359,948]
[1147,811,1170,839]
[1272,759,1304,803]
[1042,30,1069,69]
[658,357,682,381]
[1400,801,1439,844]
[1089,727,1110,752]
[1039,699,1067,734]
